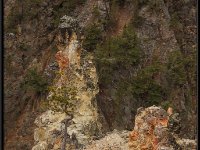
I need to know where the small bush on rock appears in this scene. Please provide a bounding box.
[83,24,102,52]
[22,68,48,95]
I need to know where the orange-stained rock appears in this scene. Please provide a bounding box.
[129,106,175,150]
[157,118,168,127]
[129,131,139,141]
[55,51,69,71]
[83,106,196,150]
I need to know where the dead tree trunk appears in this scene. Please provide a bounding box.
[61,114,73,150]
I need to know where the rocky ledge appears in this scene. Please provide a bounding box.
[83,106,197,150]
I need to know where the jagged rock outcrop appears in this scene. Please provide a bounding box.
[59,15,79,31]
[129,106,197,150]
[31,1,110,148]
[32,15,103,150]
[33,110,67,150]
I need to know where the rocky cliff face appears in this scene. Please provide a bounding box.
[4,0,197,149]
[4,0,100,149]
[95,0,197,139]
[32,16,105,150]
[166,0,197,139]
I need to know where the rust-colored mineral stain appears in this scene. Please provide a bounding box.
[55,51,69,71]
[129,107,174,150]
[129,131,139,141]
[152,136,159,150]
[157,118,168,127]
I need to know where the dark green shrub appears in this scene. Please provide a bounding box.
[132,63,166,106]
[166,50,187,86]
[83,24,102,51]
[120,26,143,65]
[22,68,48,95]
[95,25,143,68]
[95,24,143,90]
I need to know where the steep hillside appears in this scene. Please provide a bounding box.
[4,0,197,149]
[94,0,197,138]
